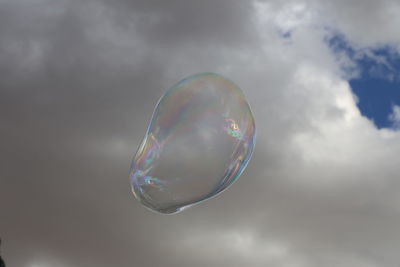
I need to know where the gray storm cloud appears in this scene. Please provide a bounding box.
[1,1,400,266]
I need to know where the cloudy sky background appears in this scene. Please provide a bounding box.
[1,0,400,266]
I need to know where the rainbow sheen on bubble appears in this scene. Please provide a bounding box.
[130,73,256,214]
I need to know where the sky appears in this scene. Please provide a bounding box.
[1,0,400,266]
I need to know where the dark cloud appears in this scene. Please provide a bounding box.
[0,1,261,266]
[102,0,257,46]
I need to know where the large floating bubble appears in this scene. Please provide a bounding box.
[130,73,256,214]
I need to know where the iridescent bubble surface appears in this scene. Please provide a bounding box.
[130,73,256,214]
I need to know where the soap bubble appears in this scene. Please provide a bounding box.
[130,73,256,214]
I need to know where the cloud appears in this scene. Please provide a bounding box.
[389,105,400,129]
[1,0,400,266]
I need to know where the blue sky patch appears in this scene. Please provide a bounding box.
[327,34,400,129]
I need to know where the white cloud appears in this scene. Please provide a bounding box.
[389,105,400,129]
[254,1,314,36]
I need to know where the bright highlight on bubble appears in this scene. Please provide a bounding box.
[130,73,256,214]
